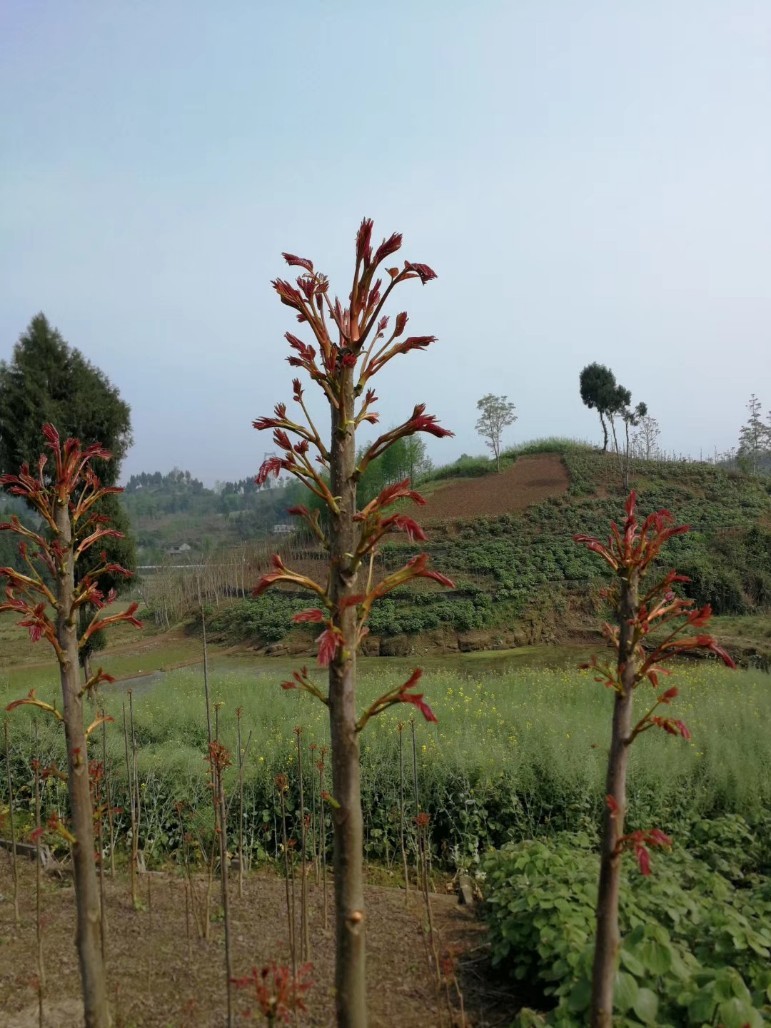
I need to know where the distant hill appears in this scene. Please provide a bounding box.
[135,440,770,661]
[120,468,306,562]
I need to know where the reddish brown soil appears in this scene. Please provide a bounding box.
[419,455,569,523]
[0,857,517,1027]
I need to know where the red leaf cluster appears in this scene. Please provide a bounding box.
[231,961,314,1023]
[357,667,438,729]
[1,426,142,674]
[615,828,672,876]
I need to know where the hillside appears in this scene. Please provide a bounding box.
[418,453,569,521]
[135,442,770,667]
[119,468,306,562]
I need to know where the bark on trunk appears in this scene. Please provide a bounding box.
[590,570,638,1028]
[623,421,631,492]
[328,370,367,1027]
[55,501,111,1027]
[609,416,620,455]
[599,412,609,452]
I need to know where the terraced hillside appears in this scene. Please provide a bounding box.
[182,444,770,664]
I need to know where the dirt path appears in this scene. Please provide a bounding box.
[0,858,516,1026]
[420,455,569,522]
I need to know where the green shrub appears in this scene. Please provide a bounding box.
[503,438,593,458]
[483,820,771,1026]
[205,595,309,643]
[421,453,500,481]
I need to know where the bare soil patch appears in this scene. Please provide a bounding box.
[0,857,517,1027]
[419,455,569,523]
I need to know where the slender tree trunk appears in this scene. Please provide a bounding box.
[129,692,141,898]
[55,500,111,1028]
[33,739,45,1028]
[609,416,620,456]
[329,371,367,1028]
[599,412,609,452]
[399,725,409,895]
[122,703,137,908]
[237,713,245,900]
[590,570,638,1028]
[216,762,233,1028]
[198,578,213,747]
[297,730,310,961]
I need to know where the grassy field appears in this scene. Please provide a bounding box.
[3,655,769,868]
[0,607,206,690]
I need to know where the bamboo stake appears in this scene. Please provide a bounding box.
[295,727,310,960]
[211,704,233,1028]
[32,731,45,1028]
[236,708,245,899]
[318,747,328,930]
[102,714,116,876]
[198,577,212,746]
[122,701,137,907]
[398,722,409,895]
[4,719,20,925]
[277,776,296,972]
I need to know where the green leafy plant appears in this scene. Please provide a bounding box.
[483,824,770,1026]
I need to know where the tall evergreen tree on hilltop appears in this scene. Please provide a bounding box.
[0,314,136,672]
[0,314,132,481]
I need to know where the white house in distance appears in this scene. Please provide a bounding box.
[272,523,294,536]
[166,542,193,556]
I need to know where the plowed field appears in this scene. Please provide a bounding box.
[0,860,514,1027]
[420,454,569,522]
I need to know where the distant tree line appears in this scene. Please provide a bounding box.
[125,468,207,494]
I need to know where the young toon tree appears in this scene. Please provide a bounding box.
[574,493,734,1028]
[0,424,142,1028]
[252,219,453,1027]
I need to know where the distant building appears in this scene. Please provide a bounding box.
[271,523,294,535]
[166,542,193,555]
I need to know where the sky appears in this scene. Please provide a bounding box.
[1,0,769,485]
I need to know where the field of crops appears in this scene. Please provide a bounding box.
[3,659,769,869]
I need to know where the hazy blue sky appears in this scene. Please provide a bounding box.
[1,1,769,484]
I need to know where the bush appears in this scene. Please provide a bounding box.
[206,595,309,643]
[483,820,771,1026]
[503,437,593,458]
[421,453,499,481]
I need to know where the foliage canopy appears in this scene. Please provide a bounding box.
[475,394,517,471]
[0,314,132,485]
[0,314,136,665]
